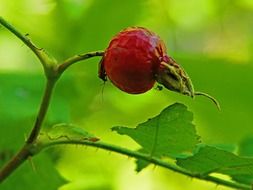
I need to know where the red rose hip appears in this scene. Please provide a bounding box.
[99,27,169,94]
[99,27,220,109]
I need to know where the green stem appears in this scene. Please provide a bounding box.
[0,17,105,183]
[0,49,104,182]
[57,51,104,75]
[42,140,251,190]
[27,79,56,143]
[0,17,51,68]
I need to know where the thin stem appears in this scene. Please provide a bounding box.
[27,79,56,143]
[42,140,251,190]
[0,17,50,67]
[58,51,104,75]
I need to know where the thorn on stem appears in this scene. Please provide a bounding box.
[24,34,43,51]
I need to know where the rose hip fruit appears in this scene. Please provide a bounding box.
[99,27,220,109]
[99,27,167,94]
[99,27,193,95]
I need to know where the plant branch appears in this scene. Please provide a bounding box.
[0,17,52,68]
[58,51,104,75]
[0,17,59,183]
[27,79,56,143]
[42,140,251,190]
[0,17,105,183]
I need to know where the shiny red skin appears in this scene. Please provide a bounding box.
[99,27,168,94]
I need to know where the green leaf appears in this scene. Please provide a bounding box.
[177,146,253,177]
[45,123,99,142]
[112,103,200,171]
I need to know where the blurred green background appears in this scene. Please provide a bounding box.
[1,0,253,189]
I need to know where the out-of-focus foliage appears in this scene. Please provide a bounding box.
[1,0,253,189]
